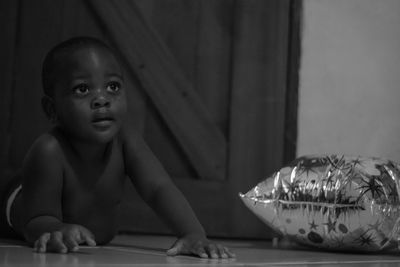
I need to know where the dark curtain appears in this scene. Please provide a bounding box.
[0,0,297,238]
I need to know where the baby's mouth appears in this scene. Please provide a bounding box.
[92,115,115,128]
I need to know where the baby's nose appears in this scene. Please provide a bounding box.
[91,95,110,109]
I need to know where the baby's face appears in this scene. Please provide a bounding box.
[51,46,127,144]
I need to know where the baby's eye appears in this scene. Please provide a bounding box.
[107,82,121,93]
[73,84,90,96]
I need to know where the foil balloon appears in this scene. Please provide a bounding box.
[240,155,400,251]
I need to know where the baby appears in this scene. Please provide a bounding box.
[6,36,234,258]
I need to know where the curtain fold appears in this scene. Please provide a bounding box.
[228,0,290,235]
[86,0,227,181]
[0,0,295,237]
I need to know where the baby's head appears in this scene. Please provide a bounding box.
[41,36,127,143]
[42,36,123,97]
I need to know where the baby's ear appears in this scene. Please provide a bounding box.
[41,95,57,123]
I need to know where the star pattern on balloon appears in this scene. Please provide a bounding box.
[355,231,375,247]
[297,159,319,176]
[309,220,318,230]
[240,154,400,252]
[357,177,384,200]
[352,158,365,168]
[324,217,337,233]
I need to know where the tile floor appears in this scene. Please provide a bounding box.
[1,234,400,266]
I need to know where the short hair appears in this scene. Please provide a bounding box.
[42,36,119,97]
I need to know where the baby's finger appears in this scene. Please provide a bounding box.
[166,239,184,256]
[194,246,208,258]
[216,244,228,259]
[223,247,236,258]
[79,228,96,247]
[48,231,68,253]
[64,235,79,252]
[34,233,50,253]
[205,244,219,259]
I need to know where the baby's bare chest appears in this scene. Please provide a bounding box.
[61,149,127,218]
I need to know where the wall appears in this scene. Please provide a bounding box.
[298,0,400,162]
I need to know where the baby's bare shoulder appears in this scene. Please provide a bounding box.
[25,131,64,162]
[22,131,65,184]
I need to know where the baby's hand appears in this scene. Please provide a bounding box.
[33,224,96,253]
[166,234,235,259]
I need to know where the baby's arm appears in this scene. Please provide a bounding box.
[121,128,234,258]
[21,135,95,253]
